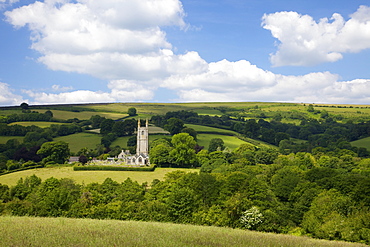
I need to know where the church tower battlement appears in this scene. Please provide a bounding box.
[136,119,149,155]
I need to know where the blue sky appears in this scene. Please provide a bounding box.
[1,0,370,105]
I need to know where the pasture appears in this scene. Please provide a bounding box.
[351,137,370,150]
[54,133,102,153]
[185,123,238,135]
[0,167,198,186]
[0,136,23,144]
[0,216,366,247]
[37,109,128,120]
[197,133,247,150]
[8,121,67,128]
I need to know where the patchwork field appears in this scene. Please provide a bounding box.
[0,167,198,186]
[0,216,366,247]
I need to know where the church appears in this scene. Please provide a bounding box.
[117,119,150,166]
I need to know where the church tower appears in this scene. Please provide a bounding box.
[136,119,149,155]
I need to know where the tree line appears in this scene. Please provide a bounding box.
[151,110,370,156]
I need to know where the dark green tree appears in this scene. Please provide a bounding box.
[208,138,225,152]
[181,127,197,140]
[37,141,70,164]
[169,133,197,167]
[100,119,115,134]
[164,118,184,135]
[127,107,137,116]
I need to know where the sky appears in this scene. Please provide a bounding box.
[1,0,370,106]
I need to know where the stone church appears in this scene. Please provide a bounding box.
[117,119,150,166]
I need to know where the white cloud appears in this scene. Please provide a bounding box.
[52,84,73,92]
[0,82,24,105]
[3,1,370,106]
[5,0,196,82]
[22,79,155,104]
[262,5,370,66]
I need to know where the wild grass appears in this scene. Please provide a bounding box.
[54,133,102,153]
[0,216,366,247]
[0,167,198,186]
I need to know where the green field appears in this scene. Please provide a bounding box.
[54,133,102,153]
[0,167,198,186]
[197,134,247,150]
[0,216,365,247]
[8,121,68,128]
[37,109,129,120]
[185,124,238,135]
[351,137,370,150]
[0,136,23,144]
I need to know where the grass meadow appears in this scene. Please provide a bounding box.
[0,167,198,186]
[8,121,68,128]
[54,133,102,153]
[0,136,23,144]
[351,137,370,150]
[197,134,247,150]
[37,109,128,120]
[0,216,366,247]
[185,124,238,135]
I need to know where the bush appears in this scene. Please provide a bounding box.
[73,165,156,172]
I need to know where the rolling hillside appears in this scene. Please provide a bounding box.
[0,216,366,247]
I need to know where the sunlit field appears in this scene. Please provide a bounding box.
[0,167,198,186]
[0,216,366,247]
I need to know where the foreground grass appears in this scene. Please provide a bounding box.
[0,167,198,186]
[0,216,366,247]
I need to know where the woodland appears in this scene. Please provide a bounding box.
[0,102,369,244]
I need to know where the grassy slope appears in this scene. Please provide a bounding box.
[351,137,370,150]
[8,121,68,128]
[0,167,198,186]
[0,216,366,247]
[197,133,247,150]
[0,136,23,144]
[54,133,102,153]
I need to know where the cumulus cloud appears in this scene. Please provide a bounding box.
[5,0,204,82]
[23,80,154,104]
[163,58,370,104]
[262,5,370,66]
[3,1,370,105]
[0,82,24,105]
